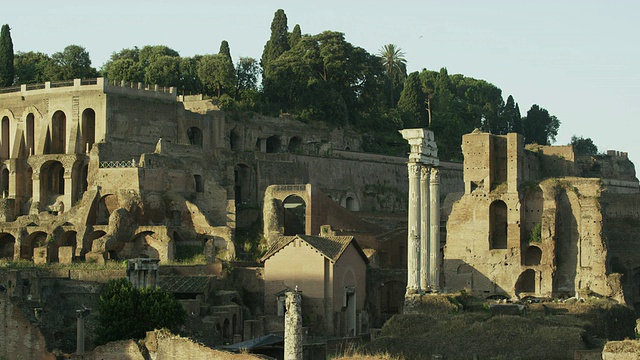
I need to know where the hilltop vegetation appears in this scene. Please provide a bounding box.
[0,10,570,161]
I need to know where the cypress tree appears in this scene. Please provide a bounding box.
[289,24,302,48]
[261,9,289,72]
[0,24,15,87]
[219,40,232,62]
[398,72,427,128]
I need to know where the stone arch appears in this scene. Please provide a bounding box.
[26,113,35,155]
[234,164,253,205]
[50,231,77,263]
[50,110,66,154]
[379,280,405,317]
[1,115,10,158]
[72,160,89,204]
[266,135,280,153]
[23,231,47,260]
[85,230,106,258]
[523,246,542,266]
[232,314,237,336]
[230,128,241,151]
[343,192,360,212]
[283,195,306,236]
[0,233,15,259]
[288,136,302,153]
[40,160,65,208]
[489,200,508,249]
[515,269,536,294]
[223,318,230,341]
[81,108,96,153]
[96,194,118,225]
[187,126,203,146]
[125,231,161,259]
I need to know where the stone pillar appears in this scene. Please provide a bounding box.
[429,168,441,291]
[284,291,302,360]
[420,166,431,291]
[76,308,90,355]
[406,162,421,294]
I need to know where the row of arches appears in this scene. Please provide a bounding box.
[1,108,96,158]
[229,129,303,154]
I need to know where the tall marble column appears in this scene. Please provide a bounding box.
[429,167,441,291]
[420,166,431,291]
[406,162,421,294]
[284,291,303,360]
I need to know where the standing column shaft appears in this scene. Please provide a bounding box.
[420,166,431,291]
[429,168,441,291]
[284,291,303,360]
[406,162,421,294]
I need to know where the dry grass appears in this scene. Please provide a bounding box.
[362,294,634,360]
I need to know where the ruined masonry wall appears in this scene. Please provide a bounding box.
[0,294,55,360]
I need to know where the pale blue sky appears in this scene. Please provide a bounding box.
[5,1,640,166]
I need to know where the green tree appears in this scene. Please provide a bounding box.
[397,71,427,128]
[47,45,98,80]
[144,55,180,87]
[101,58,144,84]
[14,51,51,84]
[501,95,522,134]
[236,57,259,92]
[0,24,14,86]
[522,104,560,145]
[571,135,598,155]
[179,55,202,95]
[197,54,235,97]
[378,44,407,106]
[95,278,185,346]
[289,24,302,48]
[139,45,179,67]
[261,9,290,74]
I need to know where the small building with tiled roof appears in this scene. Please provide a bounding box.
[261,234,368,337]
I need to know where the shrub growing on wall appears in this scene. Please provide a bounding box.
[94,278,186,345]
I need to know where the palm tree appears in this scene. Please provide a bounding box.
[378,44,407,106]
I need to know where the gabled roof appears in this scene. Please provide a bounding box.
[158,275,212,294]
[261,234,369,264]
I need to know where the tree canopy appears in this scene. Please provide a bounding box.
[4,9,566,161]
[95,278,186,346]
[571,135,598,155]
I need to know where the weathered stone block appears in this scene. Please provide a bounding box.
[33,246,48,265]
[58,246,74,264]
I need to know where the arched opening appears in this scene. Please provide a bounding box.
[26,113,35,156]
[489,200,508,249]
[523,246,542,266]
[230,129,241,151]
[288,136,302,153]
[283,195,306,236]
[51,111,66,154]
[41,161,65,209]
[50,231,77,263]
[266,135,280,153]
[515,269,536,294]
[223,318,230,341]
[187,126,203,146]
[232,314,237,336]
[379,280,405,323]
[124,231,161,259]
[23,231,47,260]
[1,116,9,159]
[0,233,15,259]
[345,196,359,212]
[194,175,203,193]
[234,164,253,205]
[1,168,8,197]
[81,108,96,153]
[97,195,118,225]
